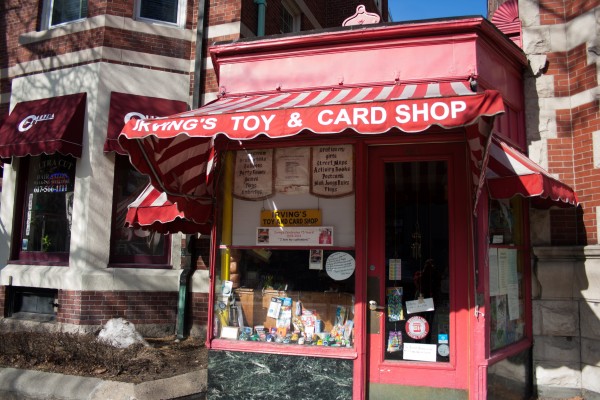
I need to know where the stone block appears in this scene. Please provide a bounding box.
[582,338,600,367]
[535,260,577,300]
[533,336,580,363]
[535,362,581,399]
[581,301,600,340]
[533,300,579,336]
[576,252,600,301]
[523,27,551,54]
[582,365,600,396]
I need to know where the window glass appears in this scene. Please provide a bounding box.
[383,161,450,362]
[488,198,526,351]
[110,155,166,264]
[21,154,76,253]
[214,145,356,348]
[50,0,88,26]
[138,0,180,25]
[280,2,300,33]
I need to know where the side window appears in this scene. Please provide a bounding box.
[281,0,301,33]
[41,0,88,29]
[135,0,186,27]
[17,154,76,262]
[109,155,168,266]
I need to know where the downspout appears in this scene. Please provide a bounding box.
[177,0,207,340]
[254,0,267,37]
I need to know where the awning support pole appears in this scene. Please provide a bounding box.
[220,151,234,281]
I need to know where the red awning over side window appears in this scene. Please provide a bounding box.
[0,93,86,158]
[487,135,578,208]
[125,183,212,234]
[104,92,188,155]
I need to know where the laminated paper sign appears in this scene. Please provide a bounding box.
[233,149,273,200]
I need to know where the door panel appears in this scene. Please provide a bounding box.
[366,143,470,394]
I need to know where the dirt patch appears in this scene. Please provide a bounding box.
[0,331,208,384]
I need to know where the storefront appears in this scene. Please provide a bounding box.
[118,15,577,400]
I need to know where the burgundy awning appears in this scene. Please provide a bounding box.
[125,183,212,234]
[105,92,188,155]
[0,93,86,158]
[118,82,504,217]
[487,135,578,208]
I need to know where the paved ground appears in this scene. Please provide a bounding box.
[0,367,207,400]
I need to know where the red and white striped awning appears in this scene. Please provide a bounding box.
[118,82,504,231]
[486,135,578,207]
[125,184,212,234]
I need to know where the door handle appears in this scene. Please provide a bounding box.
[369,300,385,311]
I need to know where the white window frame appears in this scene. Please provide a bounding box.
[41,0,88,30]
[281,0,301,33]
[134,0,187,28]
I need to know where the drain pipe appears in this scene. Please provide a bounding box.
[192,0,207,109]
[254,0,267,37]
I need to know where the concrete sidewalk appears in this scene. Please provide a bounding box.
[0,367,207,400]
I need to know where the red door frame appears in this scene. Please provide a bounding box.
[363,141,472,394]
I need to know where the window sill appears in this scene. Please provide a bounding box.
[209,338,358,360]
[107,263,173,270]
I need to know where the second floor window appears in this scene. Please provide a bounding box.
[136,0,186,26]
[43,0,88,29]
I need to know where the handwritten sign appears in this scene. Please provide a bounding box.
[233,149,273,200]
[311,145,354,197]
[403,343,437,362]
[405,297,435,314]
[326,252,355,281]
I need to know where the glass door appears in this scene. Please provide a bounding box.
[366,143,470,397]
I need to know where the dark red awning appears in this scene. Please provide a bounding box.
[125,184,212,234]
[487,135,578,208]
[0,93,86,158]
[105,92,188,155]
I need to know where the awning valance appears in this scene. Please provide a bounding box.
[0,93,86,158]
[125,184,212,234]
[105,92,188,155]
[487,135,578,207]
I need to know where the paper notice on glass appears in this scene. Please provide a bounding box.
[403,343,437,362]
[489,248,500,296]
[405,297,435,314]
[309,249,323,270]
[507,283,520,320]
[506,248,518,285]
[497,248,509,295]
[389,259,402,281]
[274,147,310,194]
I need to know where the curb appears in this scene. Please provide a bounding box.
[0,367,207,400]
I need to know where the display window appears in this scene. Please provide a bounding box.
[109,155,168,266]
[488,198,527,351]
[16,154,76,262]
[213,144,356,349]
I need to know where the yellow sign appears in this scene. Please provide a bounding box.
[260,209,322,227]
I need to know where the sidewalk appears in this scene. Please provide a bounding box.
[0,367,207,400]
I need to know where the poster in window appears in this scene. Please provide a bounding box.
[311,145,354,198]
[275,147,309,194]
[233,149,273,200]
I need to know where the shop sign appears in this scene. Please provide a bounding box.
[256,226,333,246]
[18,114,55,132]
[311,145,353,197]
[260,209,321,227]
[234,149,273,199]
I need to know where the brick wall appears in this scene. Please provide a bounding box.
[57,290,178,327]
[539,0,598,24]
[190,292,209,335]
